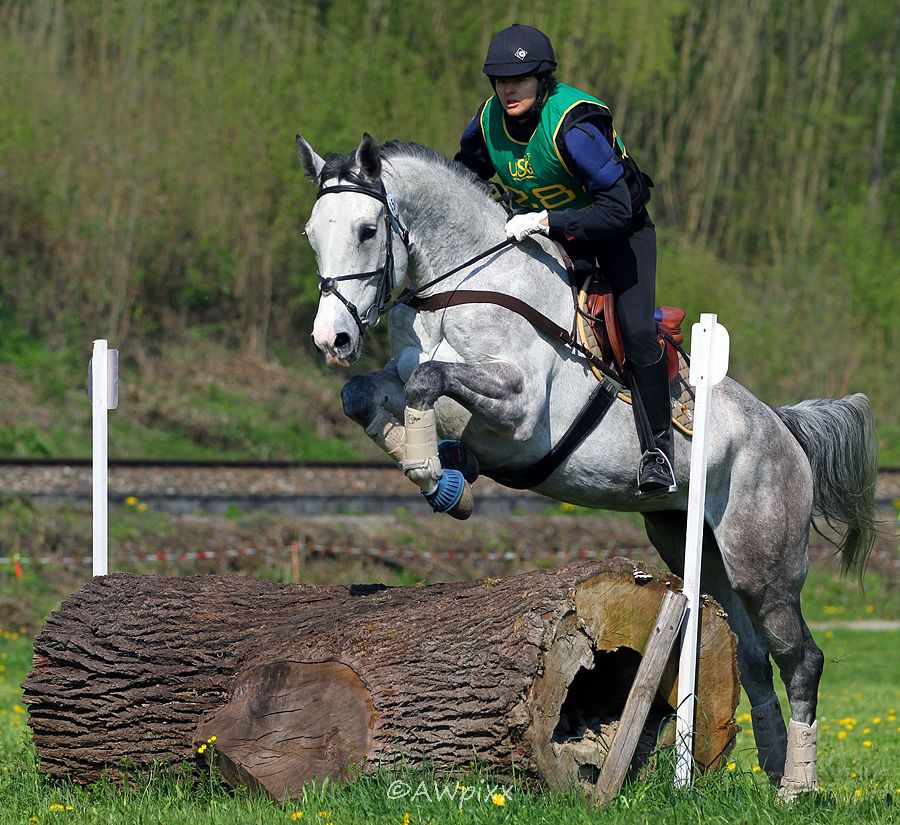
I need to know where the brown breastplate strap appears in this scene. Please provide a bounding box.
[407,290,623,386]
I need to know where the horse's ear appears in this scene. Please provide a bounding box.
[356,133,382,180]
[296,133,326,183]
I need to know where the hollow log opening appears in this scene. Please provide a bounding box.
[551,647,676,786]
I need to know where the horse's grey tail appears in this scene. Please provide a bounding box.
[774,393,878,579]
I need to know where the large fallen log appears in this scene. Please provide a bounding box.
[24,559,739,799]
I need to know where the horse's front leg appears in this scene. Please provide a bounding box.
[341,363,408,464]
[401,360,526,519]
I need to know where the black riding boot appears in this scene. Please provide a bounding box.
[629,351,677,495]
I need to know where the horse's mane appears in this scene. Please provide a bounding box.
[319,140,493,200]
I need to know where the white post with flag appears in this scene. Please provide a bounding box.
[675,313,730,787]
[89,339,118,577]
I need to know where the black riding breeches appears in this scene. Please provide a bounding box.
[597,210,660,367]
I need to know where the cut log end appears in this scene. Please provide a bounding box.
[195,661,375,799]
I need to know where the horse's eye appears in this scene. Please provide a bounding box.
[359,224,378,242]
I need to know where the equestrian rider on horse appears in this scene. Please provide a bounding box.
[455,23,677,495]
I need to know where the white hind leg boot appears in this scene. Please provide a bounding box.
[750,694,787,783]
[778,719,818,801]
[364,407,406,464]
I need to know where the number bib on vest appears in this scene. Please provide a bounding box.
[480,82,612,212]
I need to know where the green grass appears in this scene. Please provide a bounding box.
[0,625,897,824]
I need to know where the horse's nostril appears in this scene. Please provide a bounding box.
[334,332,352,351]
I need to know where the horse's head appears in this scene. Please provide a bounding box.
[296,132,409,367]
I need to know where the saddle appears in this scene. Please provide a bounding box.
[575,275,695,436]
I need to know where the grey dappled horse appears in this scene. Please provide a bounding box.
[295,133,877,799]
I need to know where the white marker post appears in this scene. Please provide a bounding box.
[89,340,118,577]
[675,313,729,787]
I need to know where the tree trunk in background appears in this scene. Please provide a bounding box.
[24,560,739,800]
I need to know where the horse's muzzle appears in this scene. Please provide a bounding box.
[311,330,356,368]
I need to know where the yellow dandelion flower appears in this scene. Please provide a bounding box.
[29,818,39,824]
[49,804,65,811]
[13,704,25,715]
[851,772,857,778]
[318,813,330,819]
[822,724,830,731]
[838,731,847,740]
[888,715,896,722]
[65,808,73,812]
[403,813,411,825]
[865,605,875,614]
[872,717,881,724]
[854,789,862,798]
[137,503,148,512]
[491,793,506,806]
[210,735,217,742]
[726,762,736,771]
[752,765,761,773]
[292,813,304,821]
[863,741,872,748]
[197,743,207,754]
[125,496,137,506]
[863,727,871,734]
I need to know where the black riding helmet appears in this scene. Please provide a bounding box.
[482,24,557,78]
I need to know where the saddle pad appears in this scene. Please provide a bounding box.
[576,280,695,437]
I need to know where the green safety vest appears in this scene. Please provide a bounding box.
[480,82,619,212]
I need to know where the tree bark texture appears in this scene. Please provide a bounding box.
[23,559,739,800]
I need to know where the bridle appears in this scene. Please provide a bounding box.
[313,177,516,339]
[314,178,410,337]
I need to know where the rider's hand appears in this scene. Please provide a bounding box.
[506,210,549,242]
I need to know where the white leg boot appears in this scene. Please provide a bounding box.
[400,407,441,493]
[778,719,818,801]
[400,406,472,518]
[750,694,787,783]
[364,407,406,464]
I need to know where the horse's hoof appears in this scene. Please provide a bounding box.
[447,480,473,520]
[776,781,817,803]
[438,439,479,483]
[422,469,467,515]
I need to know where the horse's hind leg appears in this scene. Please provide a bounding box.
[644,511,787,781]
[714,485,823,799]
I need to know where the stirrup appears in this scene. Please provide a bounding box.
[637,449,677,495]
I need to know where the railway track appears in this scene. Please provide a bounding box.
[0,459,897,517]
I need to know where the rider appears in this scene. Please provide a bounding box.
[455,23,677,495]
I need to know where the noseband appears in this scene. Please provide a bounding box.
[314,179,410,338]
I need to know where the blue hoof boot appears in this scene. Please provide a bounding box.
[423,469,465,513]
[437,440,479,483]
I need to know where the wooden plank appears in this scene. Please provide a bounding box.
[592,590,689,805]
